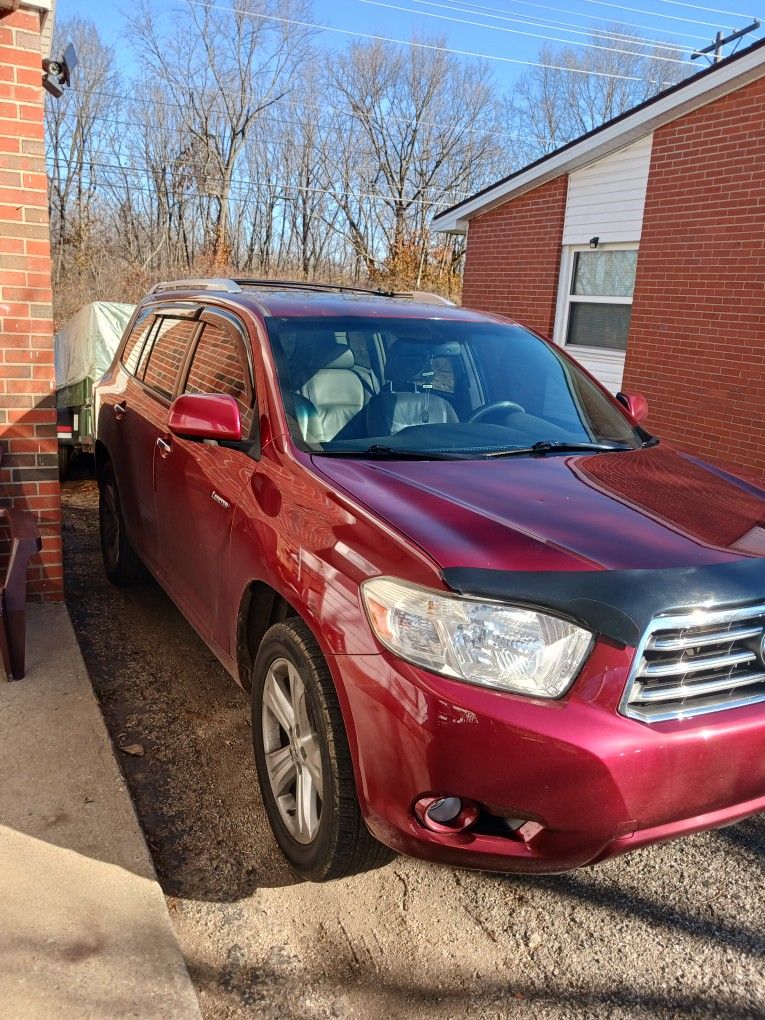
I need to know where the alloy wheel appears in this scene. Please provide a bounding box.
[261,657,324,844]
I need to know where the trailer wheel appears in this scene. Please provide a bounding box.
[58,445,72,483]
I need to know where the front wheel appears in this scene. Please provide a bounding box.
[252,618,393,881]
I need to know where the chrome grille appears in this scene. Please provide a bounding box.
[620,603,765,723]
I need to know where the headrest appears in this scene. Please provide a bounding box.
[308,335,355,373]
[385,340,431,386]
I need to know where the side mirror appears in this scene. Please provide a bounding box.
[167,393,242,442]
[616,391,649,425]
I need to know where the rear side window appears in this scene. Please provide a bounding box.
[185,320,253,437]
[142,318,197,399]
[431,356,456,394]
[121,312,155,375]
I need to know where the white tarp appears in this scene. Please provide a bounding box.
[54,301,135,390]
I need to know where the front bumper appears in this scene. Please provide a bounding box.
[331,639,765,873]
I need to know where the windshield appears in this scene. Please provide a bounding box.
[265,316,645,457]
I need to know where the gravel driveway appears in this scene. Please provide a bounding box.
[62,477,765,1020]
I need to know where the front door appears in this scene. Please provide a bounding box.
[153,308,257,649]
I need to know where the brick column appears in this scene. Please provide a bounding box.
[0,5,62,601]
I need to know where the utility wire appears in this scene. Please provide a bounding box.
[60,87,526,141]
[359,0,691,60]
[55,106,527,144]
[646,0,753,18]
[181,0,672,80]
[45,156,477,207]
[560,0,737,30]
[410,0,702,49]
[409,0,714,42]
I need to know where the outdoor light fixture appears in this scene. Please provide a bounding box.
[42,43,78,99]
[589,236,600,249]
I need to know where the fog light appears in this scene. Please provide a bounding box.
[414,795,480,834]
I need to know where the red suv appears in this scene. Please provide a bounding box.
[95,278,765,881]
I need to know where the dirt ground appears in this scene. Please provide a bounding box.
[61,475,765,1020]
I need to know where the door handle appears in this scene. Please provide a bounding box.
[114,401,127,419]
[156,436,172,456]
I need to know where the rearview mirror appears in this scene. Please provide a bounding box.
[167,393,242,442]
[616,391,648,425]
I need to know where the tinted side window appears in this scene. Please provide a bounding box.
[121,312,155,376]
[431,356,455,394]
[185,320,253,436]
[345,331,372,370]
[143,318,197,399]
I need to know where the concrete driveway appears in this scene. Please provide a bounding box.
[62,478,765,1020]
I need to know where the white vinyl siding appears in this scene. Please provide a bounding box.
[553,137,652,392]
[563,345,626,395]
[562,135,653,246]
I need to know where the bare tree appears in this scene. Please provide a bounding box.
[128,0,315,266]
[324,36,506,285]
[45,17,120,283]
[513,28,691,159]
[46,12,694,319]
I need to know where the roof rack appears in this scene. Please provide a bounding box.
[147,277,455,306]
[149,278,242,295]
[232,278,393,297]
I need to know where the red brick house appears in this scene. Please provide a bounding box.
[0,0,61,600]
[434,40,765,480]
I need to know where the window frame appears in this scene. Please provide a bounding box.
[180,308,255,402]
[119,308,156,376]
[553,242,638,358]
[141,316,203,401]
[179,307,258,447]
[119,302,204,405]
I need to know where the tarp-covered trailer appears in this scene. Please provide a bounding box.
[55,301,135,479]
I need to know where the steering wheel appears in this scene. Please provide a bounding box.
[468,400,525,424]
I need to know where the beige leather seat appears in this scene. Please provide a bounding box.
[367,340,458,437]
[298,338,366,443]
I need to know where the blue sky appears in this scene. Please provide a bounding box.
[57,0,764,93]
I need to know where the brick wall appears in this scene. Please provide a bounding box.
[0,6,62,600]
[622,75,765,480]
[461,176,568,337]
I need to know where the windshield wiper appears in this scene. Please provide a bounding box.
[485,440,634,458]
[322,444,479,460]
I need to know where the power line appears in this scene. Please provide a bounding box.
[648,0,754,18]
[410,0,714,42]
[561,0,737,30]
[181,0,670,80]
[45,156,477,207]
[360,0,691,61]
[60,86,526,142]
[411,0,704,49]
[55,105,527,145]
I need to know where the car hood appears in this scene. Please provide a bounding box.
[312,443,765,574]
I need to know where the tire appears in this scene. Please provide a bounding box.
[252,618,393,881]
[58,445,72,483]
[98,461,148,586]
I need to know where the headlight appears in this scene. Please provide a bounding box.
[361,577,593,698]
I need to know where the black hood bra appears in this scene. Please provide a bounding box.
[443,558,765,647]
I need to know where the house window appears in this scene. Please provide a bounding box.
[564,248,637,352]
